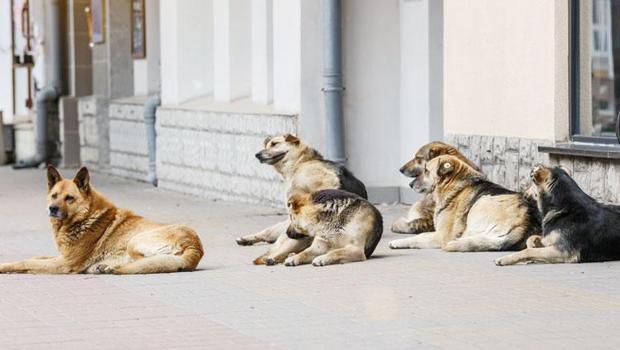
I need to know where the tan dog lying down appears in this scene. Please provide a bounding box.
[0,166,204,274]
[284,189,383,267]
[389,155,539,252]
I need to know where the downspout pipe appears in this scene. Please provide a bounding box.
[144,94,161,186]
[322,0,346,166]
[14,0,61,169]
[616,111,620,144]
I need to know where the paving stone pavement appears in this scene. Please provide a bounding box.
[1,166,620,349]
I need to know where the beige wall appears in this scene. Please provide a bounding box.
[444,0,569,141]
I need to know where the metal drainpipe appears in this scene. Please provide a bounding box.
[322,0,346,166]
[616,112,620,144]
[14,0,61,169]
[144,94,161,186]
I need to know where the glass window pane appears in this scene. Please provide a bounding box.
[589,0,619,137]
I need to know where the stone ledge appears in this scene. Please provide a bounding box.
[539,142,620,160]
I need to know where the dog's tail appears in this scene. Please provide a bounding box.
[115,246,204,275]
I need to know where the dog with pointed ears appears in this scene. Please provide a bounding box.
[0,166,204,274]
[389,155,539,251]
[283,189,383,267]
[392,141,480,235]
[495,165,620,266]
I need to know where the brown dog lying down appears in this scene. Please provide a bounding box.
[283,189,383,267]
[389,155,540,251]
[392,141,480,234]
[0,166,204,274]
[496,165,620,266]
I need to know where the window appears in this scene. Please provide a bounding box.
[571,0,620,143]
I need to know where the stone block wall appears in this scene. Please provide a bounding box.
[108,99,148,181]
[446,134,620,204]
[78,96,109,171]
[156,107,297,205]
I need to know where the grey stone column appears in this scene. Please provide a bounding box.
[83,0,133,170]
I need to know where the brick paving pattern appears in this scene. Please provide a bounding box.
[1,167,620,349]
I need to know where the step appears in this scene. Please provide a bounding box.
[13,121,35,163]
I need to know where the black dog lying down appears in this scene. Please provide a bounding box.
[496,165,620,265]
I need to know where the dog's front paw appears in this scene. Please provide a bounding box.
[494,257,508,266]
[311,256,329,267]
[0,263,11,273]
[93,264,115,274]
[388,239,409,249]
[236,237,255,246]
[443,240,462,252]
[284,255,302,267]
[390,218,411,234]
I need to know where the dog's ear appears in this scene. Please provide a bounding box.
[263,136,272,147]
[531,165,551,185]
[557,165,572,177]
[437,159,455,177]
[427,144,447,160]
[73,167,91,193]
[47,166,63,190]
[284,134,300,145]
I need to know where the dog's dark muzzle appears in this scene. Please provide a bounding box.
[286,227,306,240]
[255,151,286,164]
[48,205,64,219]
[400,166,422,178]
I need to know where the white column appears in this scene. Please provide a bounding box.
[272,0,301,112]
[160,0,213,105]
[399,0,443,203]
[0,0,13,121]
[251,0,273,104]
[135,0,161,96]
[213,0,251,102]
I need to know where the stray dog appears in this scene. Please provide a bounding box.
[392,141,480,234]
[389,155,539,251]
[283,189,382,266]
[0,166,204,274]
[235,134,368,265]
[495,165,620,265]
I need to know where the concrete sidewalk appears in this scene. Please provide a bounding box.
[1,166,620,349]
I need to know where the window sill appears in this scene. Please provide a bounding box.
[538,142,620,160]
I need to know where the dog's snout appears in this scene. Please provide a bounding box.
[399,166,407,175]
[286,227,305,239]
[255,152,262,160]
[48,205,59,215]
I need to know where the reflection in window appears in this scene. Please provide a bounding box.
[591,0,618,137]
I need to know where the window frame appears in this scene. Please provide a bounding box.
[570,0,620,144]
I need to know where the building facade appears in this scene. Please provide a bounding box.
[1,0,619,206]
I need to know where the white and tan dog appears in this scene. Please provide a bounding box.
[389,155,539,252]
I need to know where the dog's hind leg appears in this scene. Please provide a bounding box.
[253,234,312,265]
[443,235,514,252]
[108,225,204,274]
[494,246,574,266]
[526,235,544,248]
[284,237,329,266]
[312,245,366,266]
[237,220,289,246]
[112,253,198,274]
[388,232,441,249]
